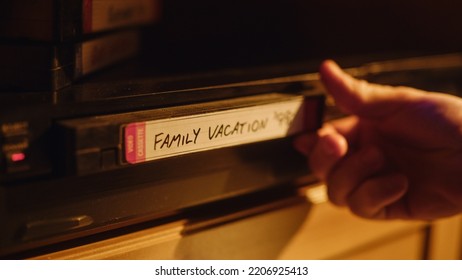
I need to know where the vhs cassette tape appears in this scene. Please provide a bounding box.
[0,29,140,91]
[0,0,161,42]
[57,92,323,175]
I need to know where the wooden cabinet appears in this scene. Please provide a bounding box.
[31,184,462,260]
[280,185,428,260]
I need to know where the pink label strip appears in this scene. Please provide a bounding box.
[125,122,146,164]
[82,0,93,33]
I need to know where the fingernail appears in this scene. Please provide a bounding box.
[320,134,346,157]
[320,137,338,157]
[360,147,384,169]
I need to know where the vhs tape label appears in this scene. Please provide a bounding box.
[124,96,307,164]
[83,0,160,33]
[78,30,139,76]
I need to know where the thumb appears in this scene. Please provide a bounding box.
[319,60,419,118]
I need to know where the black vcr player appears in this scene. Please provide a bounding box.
[2,53,462,258]
[0,60,325,257]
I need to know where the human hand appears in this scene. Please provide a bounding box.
[294,60,462,220]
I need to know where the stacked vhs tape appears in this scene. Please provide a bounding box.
[0,0,161,91]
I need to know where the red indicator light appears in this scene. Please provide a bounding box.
[11,152,26,162]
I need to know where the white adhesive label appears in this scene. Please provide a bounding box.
[124,97,307,164]
[83,0,159,33]
[80,30,139,75]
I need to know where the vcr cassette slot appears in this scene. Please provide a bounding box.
[57,93,324,175]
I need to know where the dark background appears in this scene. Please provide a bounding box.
[141,0,462,72]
